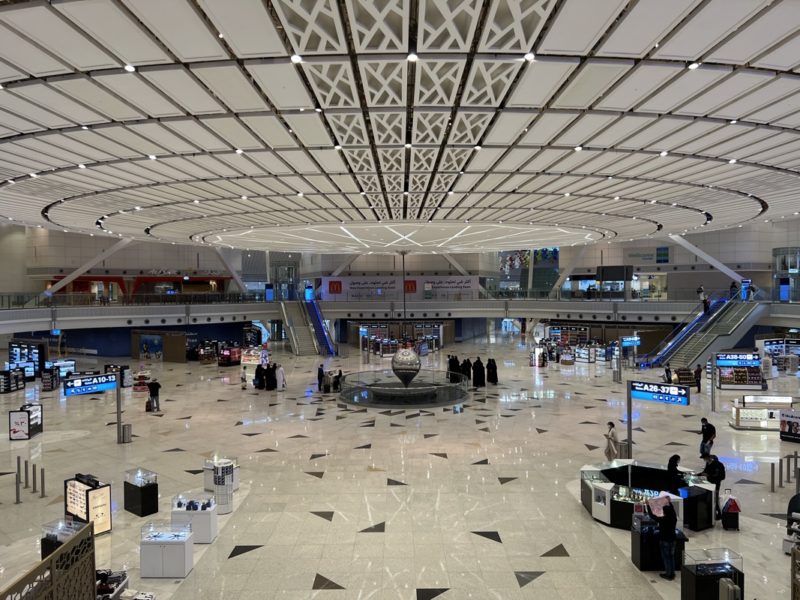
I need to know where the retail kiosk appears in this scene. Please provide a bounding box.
[124,468,159,517]
[8,403,42,440]
[729,395,794,431]
[715,351,765,390]
[64,473,112,535]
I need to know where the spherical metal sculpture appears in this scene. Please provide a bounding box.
[391,348,421,388]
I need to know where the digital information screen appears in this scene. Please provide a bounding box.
[715,352,761,367]
[629,380,690,406]
[621,336,641,347]
[64,374,117,397]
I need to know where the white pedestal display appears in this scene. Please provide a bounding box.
[203,462,239,492]
[171,506,217,544]
[140,526,193,578]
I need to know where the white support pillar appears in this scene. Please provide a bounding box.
[527,249,536,292]
[214,247,247,292]
[331,254,359,277]
[668,234,744,282]
[35,238,135,303]
[549,245,588,298]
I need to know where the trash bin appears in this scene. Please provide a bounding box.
[618,441,632,459]
[122,423,132,443]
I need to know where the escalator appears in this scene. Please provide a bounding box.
[641,295,727,367]
[279,301,318,356]
[305,299,335,356]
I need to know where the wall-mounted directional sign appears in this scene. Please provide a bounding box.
[64,374,117,397]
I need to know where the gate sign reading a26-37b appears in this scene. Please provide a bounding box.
[628,380,690,406]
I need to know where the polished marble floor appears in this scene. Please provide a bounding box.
[0,332,795,599]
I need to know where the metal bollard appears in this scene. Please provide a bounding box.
[23,460,28,489]
[14,473,21,504]
[795,451,799,476]
[40,467,45,498]
[788,456,792,484]
[772,463,776,493]
[780,458,785,488]
[31,464,36,494]
[796,467,800,496]
[16,455,21,479]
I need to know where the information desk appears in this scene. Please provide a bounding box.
[580,460,713,531]
[64,473,112,535]
[9,403,42,440]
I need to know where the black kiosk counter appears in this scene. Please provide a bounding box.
[580,459,714,531]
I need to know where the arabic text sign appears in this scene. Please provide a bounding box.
[715,352,760,367]
[629,380,690,406]
[64,374,117,397]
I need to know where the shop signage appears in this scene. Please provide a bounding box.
[629,380,690,406]
[780,409,800,443]
[715,352,761,367]
[64,374,117,397]
[320,276,478,300]
[621,336,641,347]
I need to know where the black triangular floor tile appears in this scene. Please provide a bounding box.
[665,442,688,446]
[535,428,548,434]
[257,448,278,452]
[416,589,448,600]
[472,459,489,465]
[150,413,165,417]
[228,545,262,559]
[336,415,347,420]
[105,422,117,426]
[234,421,243,426]
[312,574,345,590]
[515,571,545,588]
[359,522,385,533]
[430,453,448,459]
[360,421,375,428]
[633,427,646,432]
[307,418,323,421]
[498,477,517,485]
[579,421,598,424]
[472,531,502,543]
[478,427,490,432]
[184,469,203,475]
[305,471,325,479]
[387,478,407,486]
[242,433,262,437]
[163,448,185,452]
[735,478,763,485]
[541,543,569,557]
[177,416,192,420]
[423,434,438,439]
[289,434,309,438]
[354,443,372,449]
[406,413,421,419]
[0,472,15,477]
[762,512,787,520]
[310,453,327,460]
[584,444,599,451]
[311,511,334,522]
[475,419,486,424]
[391,423,405,427]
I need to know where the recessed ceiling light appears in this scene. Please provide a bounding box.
[334,144,342,150]
[235,148,244,155]
[729,119,737,124]
[650,200,657,204]
[524,52,535,62]
[473,145,481,151]
[148,154,157,160]
[688,62,700,70]
[574,146,582,152]
[794,212,799,216]
[193,199,200,204]
[290,54,302,64]
[564,192,570,197]
[360,191,366,196]
[407,53,418,62]
[404,143,412,149]
[613,196,620,200]
[0,84,3,90]
[134,206,141,211]
[659,151,668,157]
[241,195,247,200]
[81,125,88,130]
[315,107,322,113]
[78,164,86,169]
[218,33,224,39]
[447,191,454,195]
[728,158,737,164]
[6,180,13,184]
[29,173,37,178]
[297,192,303,197]
[124,64,136,73]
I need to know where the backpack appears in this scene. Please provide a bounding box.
[709,460,725,484]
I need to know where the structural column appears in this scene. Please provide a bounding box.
[549,245,587,299]
[667,234,744,282]
[214,247,247,293]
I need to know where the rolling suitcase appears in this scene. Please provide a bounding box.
[145,399,153,412]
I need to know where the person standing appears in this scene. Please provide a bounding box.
[729,280,739,299]
[146,377,162,412]
[693,364,702,393]
[603,421,619,461]
[265,364,277,391]
[697,285,705,301]
[663,362,672,384]
[255,363,265,389]
[240,366,248,390]
[702,296,710,315]
[486,359,498,384]
[699,417,716,458]
[461,358,471,381]
[472,357,486,388]
[276,364,286,391]
[665,454,683,495]
[698,454,726,520]
[317,364,324,391]
[647,496,678,580]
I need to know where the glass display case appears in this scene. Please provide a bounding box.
[681,548,744,600]
[171,492,217,543]
[124,468,159,517]
[41,519,84,559]
[140,522,194,578]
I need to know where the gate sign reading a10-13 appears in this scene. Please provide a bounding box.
[628,381,690,406]
[64,374,117,397]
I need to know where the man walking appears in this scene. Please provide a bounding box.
[663,362,672,384]
[699,454,726,520]
[317,364,324,392]
[699,417,716,458]
[146,377,162,412]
